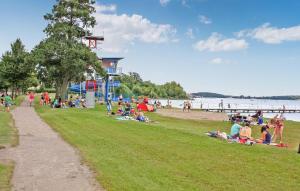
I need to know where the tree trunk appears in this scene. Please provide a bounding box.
[55,78,69,102]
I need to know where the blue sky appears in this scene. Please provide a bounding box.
[1,0,300,96]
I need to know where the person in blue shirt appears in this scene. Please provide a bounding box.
[230,120,241,138]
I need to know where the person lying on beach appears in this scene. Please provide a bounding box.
[256,125,271,144]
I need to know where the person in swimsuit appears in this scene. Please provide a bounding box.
[270,116,284,143]
[28,92,35,107]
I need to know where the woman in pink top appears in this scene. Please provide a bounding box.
[28,92,35,107]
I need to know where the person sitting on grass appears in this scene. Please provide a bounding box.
[256,125,271,144]
[117,104,123,114]
[52,97,60,108]
[239,122,252,144]
[68,95,75,108]
[122,102,131,116]
[230,119,241,139]
[74,97,80,108]
[136,112,146,122]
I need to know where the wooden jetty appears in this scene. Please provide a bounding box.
[203,108,300,113]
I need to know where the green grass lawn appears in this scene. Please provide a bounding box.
[0,95,24,190]
[35,104,300,191]
[0,163,13,191]
[0,95,24,148]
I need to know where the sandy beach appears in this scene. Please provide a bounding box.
[156,108,228,121]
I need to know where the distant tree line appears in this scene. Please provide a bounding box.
[191,92,300,100]
[114,72,188,99]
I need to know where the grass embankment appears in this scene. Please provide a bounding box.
[0,95,25,190]
[0,163,13,191]
[35,104,300,191]
[0,95,24,148]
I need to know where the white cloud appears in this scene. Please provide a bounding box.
[93,4,177,53]
[237,23,300,44]
[194,33,248,52]
[96,4,117,13]
[210,57,235,64]
[185,28,194,39]
[160,0,171,6]
[198,15,212,25]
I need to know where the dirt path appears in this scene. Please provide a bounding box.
[156,108,228,121]
[0,101,103,191]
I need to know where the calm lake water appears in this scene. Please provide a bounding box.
[157,98,300,122]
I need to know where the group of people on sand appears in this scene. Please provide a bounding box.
[183,101,192,112]
[208,113,286,146]
[0,93,13,112]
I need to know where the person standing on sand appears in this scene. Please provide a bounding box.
[187,101,191,112]
[183,101,187,112]
[220,99,224,110]
[4,93,12,112]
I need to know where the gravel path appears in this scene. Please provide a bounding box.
[156,108,228,121]
[0,101,103,191]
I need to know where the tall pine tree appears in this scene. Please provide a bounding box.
[33,0,104,99]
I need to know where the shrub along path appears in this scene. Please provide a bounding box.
[0,101,103,191]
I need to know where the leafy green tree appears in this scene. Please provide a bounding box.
[0,39,33,97]
[115,72,187,99]
[32,0,104,100]
[129,72,143,82]
[132,85,143,96]
[115,84,133,97]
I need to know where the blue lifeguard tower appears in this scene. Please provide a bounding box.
[100,57,123,101]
